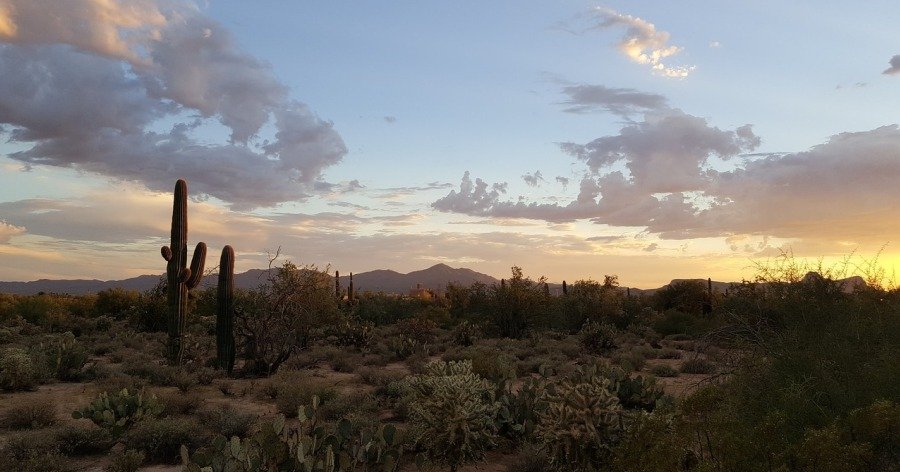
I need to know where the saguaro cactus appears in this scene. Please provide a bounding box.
[161,179,207,366]
[562,280,568,296]
[348,272,355,302]
[335,270,341,300]
[216,245,236,375]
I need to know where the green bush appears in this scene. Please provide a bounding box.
[451,320,481,346]
[406,360,499,471]
[198,404,256,438]
[1,398,57,429]
[54,424,114,456]
[536,365,624,470]
[124,417,204,464]
[273,373,337,418]
[508,442,552,472]
[105,449,144,472]
[650,364,679,377]
[0,347,39,391]
[680,357,716,374]
[72,388,165,438]
[579,321,618,354]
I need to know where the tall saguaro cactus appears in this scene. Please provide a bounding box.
[161,179,207,366]
[348,272,355,302]
[216,245,236,375]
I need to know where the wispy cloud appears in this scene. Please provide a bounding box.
[590,7,694,78]
[559,84,668,116]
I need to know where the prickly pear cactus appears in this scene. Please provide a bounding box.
[536,365,624,471]
[182,395,402,471]
[72,388,164,438]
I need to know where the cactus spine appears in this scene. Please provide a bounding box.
[216,245,235,375]
[161,179,207,366]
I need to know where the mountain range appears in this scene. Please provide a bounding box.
[0,264,867,296]
[0,264,499,295]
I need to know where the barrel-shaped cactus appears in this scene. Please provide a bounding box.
[161,179,207,365]
[216,245,236,375]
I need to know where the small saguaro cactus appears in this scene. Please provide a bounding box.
[161,179,207,366]
[335,270,341,300]
[562,280,568,296]
[348,272,355,302]
[216,245,236,375]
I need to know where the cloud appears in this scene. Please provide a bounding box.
[590,7,694,78]
[522,170,546,187]
[709,41,721,48]
[883,55,900,75]
[432,109,900,248]
[373,182,454,199]
[643,243,659,252]
[0,0,347,209]
[555,176,570,189]
[0,220,25,243]
[559,84,668,116]
[384,116,397,123]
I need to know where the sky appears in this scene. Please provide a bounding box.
[0,0,899,288]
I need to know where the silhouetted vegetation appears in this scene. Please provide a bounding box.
[1,254,897,471]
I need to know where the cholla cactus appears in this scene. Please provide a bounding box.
[536,365,624,471]
[406,360,499,472]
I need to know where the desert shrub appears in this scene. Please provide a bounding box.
[318,390,380,421]
[403,350,429,375]
[172,370,198,392]
[406,360,499,471]
[680,357,716,374]
[579,321,618,354]
[650,364,679,377]
[612,350,646,372]
[124,417,205,463]
[451,320,481,346]
[652,309,711,337]
[610,412,695,472]
[657,347,682,359]
[274,375,337,418]
[197,404,256,438]
[122,358,176,386]
[535,364,623,470]
[105,449,144,472]
[0,347,39,391]
[1,398,57,429]
[330,351,360,373]
[0,429,71,471]
[94,288,140,319]
[160,391,203,416]
[356,365,407,388]
[72,388,165,438]
[396,316,437,345]
[235,262,341,375]
[508,442,553,472]
[54,423,114,456]
[386,335,420,360]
